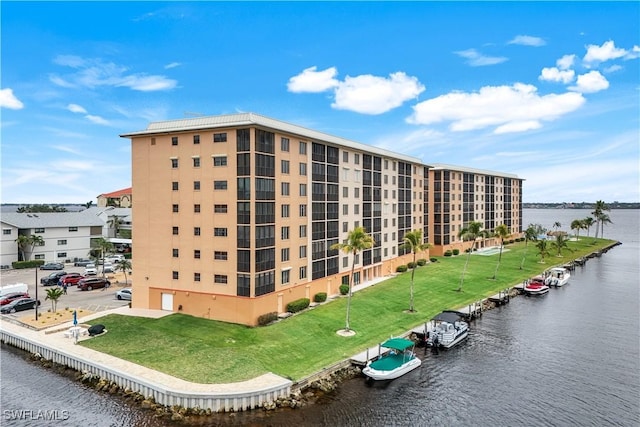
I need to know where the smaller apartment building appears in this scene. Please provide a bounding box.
[121,113,523,326]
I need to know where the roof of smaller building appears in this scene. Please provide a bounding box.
[429,163,521,179]
[1,211,106,229]
[99,187,132,198]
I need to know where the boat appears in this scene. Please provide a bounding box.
[523,277,550,296]
[362,337,421,380]
[545,267,570,287]
[425,311,469,349]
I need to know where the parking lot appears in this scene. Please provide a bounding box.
[1,263,130,318]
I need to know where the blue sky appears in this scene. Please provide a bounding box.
[1,1,639,204]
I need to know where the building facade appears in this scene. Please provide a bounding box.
[121,113,523,325]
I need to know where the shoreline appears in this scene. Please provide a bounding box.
[0,242,621,420]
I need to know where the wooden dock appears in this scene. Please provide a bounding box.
[488,289,511,305]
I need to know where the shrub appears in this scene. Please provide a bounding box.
[257,312,278,326]
[444,250,453,257]
[396,265,408,272]
[430,257,438,263]
[286,298,310,313]
[12,260,44,269]
[313,292,327,303]
[417,258,427,266]
[339,284,349,295]
[452,249,460,255]
[407,261,416,269]
[508,239,514,244]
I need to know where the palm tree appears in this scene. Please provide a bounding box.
[592,200,607,238]
[400,230,431,312]
[599,213,612,239]
[116,258,132,285]
[83,201,93,209]
[330,227,375,333]
[457,221,489,292]
[491,224,510,280]
[552,221,562,233]
[583,217,595,237]
[28,234,44,259]
[536,239,550,263]
[519,224,539,270]
[107,216,124,238]
[551,233,573,257]
[570,219,583,240]
[45,287,64,313]
[15,235,30,261]
[93,237,114,276]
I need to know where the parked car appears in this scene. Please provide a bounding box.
[107,254,125,264]
[0,292,31,306]
[115,288,132,301]
[40,262,64,270]
[0,298,40,314]
[73,259,93,267]
[60,273,85,286]
[84,264,97,276]
[41,271,68,286]
[78,277,111,291]
[102,262,115,273]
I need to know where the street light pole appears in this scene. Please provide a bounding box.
[35,266,39,321]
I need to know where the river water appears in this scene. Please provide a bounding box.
[2,209,639,426]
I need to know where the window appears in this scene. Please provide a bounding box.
[172,136,178,146]
[57,240,67,245]
[194,204,200,213]
[299,204,307,217]
[172,249,179,257]
[194,227,201,236]
[299,266,307,279]
[299,141,307,155]
[193,135,200,144]
[281,270,290,285]
[193,181,200,190]
[214,204,227,213]
[354,188,360,198]
[299,245,307,258]
[343,257,349,268]
[354,153,360,164]
[343,222,348,232]
[35,254,45,260]
[299,184,307,196]
[68,227,78,232]
[34,228,45,233]
[281,137,290,152]
[172,204,179,213]
[213,132,227,142]
[281,204,290,218]
[281,247,290,262]
[172,182,179,191]
[193,157,200,167]
[171,158,178,168]
[281,160,290,174]
[354,204,360,214]
[342,204,348,215]
[343,151,349,162]
[2,229,11,235]
[281,182,290,196]
[172,226,179,235]
[57,252,67,258]
[213,156,227,166]
[215,274,228,284]
[343,187,348,197]
[193,250,201,259]
[214,228,228,236]
[194,273,201,282]
[172,271,179,280]
[281,226,289,240]
[214,251,228,260]
[299,225,307,238]
[214,180,228,190]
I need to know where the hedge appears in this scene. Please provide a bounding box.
[12,260,44,269]
[313,292,327,303]
[396,265,408,272]
[286,298,310,313]
[444,250,453,257]
[417,258,427,266]
[257,312,278,326]
[452,249,460,255]
[429,257,438,263]
[407,261,416,269]
[339,284,349,295]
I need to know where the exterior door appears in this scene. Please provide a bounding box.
[161,293,173,311]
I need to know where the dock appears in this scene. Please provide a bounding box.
[488,289,511,305]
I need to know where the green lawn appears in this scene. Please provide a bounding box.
[81,237,615,383]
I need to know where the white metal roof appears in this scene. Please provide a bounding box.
[429,163,521,179]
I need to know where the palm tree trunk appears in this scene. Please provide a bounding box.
[409,252,416,311]
[345,255,356,331]
[458,241,474,291]
[492,244,503,279]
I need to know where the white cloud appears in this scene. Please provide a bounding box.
[0,88,24,109]
[164,62,181,69]
[508,35,546,47]
[539,67,575,84]
[287,66,339,93]
[50,55,178,92]
[332,72,425,115]
[407,83,585,134]
[583,40,627,63]
[85,114,110,125]
[454,49,508,66]
[556,54,576,70]
[569,71,609,93]
[625,45,640,60]
[603,64,622,73]
[67,103,87,114]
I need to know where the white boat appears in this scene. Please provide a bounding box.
[523,278,550,296]
[362,337,422,381]
[425,311,469,349]
[545,267,571,287]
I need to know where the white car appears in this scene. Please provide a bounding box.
[102,262,115,273]
[116,288,132,301]
[84,264,97,276]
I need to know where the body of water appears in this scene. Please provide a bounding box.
[2,209,639,426]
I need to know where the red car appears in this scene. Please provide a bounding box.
[60,273,85,286]
[0,292,31,305]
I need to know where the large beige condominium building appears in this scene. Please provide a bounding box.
[121,113,522,325]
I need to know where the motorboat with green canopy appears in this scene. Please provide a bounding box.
[362,337,421,380]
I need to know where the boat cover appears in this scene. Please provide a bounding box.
[432,311,462,323]
[380,337,415,351]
